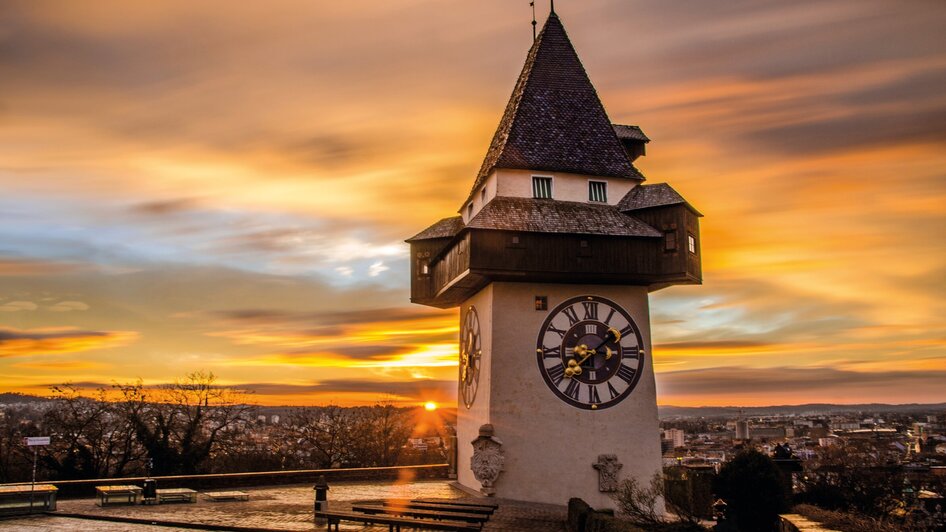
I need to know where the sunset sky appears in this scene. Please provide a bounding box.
[1,1,944,407]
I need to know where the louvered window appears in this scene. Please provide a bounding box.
[532,176,553,199]
[589,181,607,202]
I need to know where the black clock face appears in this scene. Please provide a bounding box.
[459,306,482,409]
[536,295,644,410]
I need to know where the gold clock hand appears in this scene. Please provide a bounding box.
[566,328,621,378]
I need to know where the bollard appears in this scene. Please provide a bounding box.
[313,475,330,522]
[142,478,157,505]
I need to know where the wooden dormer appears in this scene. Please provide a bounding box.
[613,124,650,162]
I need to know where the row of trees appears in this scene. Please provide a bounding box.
[0,372,433,483]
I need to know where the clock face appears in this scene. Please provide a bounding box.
[459,306,482,409]
[536,295,644,410]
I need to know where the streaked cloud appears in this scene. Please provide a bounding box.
[0,301,38,312]
[657,366,946,406]
[46,301,90,312]
[0,327,138,357]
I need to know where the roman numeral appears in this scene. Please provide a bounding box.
[604,308,616,325]
[585,324,596,335]
[607,381,620,400]
[623,345,640,359]
[564,379,580,400]
[588,385,601,404]
[548,364,565,386]
[619,324,634,339]
[562,306,580,326]
[548,324,567,338]
[616,364,637,385]
[543,345,561,359]
[582,301,598,320]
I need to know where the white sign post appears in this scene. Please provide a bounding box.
[23,436,50,510]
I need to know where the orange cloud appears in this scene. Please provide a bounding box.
[0,327,138,357]
[0,259,87,276]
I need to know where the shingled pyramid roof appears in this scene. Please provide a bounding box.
[467,13,643,201]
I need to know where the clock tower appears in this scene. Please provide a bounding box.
[408,12,702,508]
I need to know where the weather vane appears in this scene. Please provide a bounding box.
[530,2,537,40]
[531,1,556,40]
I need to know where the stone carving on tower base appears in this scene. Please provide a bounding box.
[593,454,623,492]
[470,424,504,496]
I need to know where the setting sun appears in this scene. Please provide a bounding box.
[424,401,438,412]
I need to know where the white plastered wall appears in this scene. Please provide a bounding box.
[456,282,664,510]
[494,169,637,205]
[456,284,494,491]
[461,169,639,223]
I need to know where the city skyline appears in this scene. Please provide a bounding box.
[1,1,944,406]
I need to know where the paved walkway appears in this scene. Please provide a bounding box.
[0,480,565,531]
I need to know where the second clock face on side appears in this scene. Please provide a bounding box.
[536,295,645,410]
[459,306,482,409]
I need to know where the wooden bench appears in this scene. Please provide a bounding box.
[155,488,197,504]
[353,504,488,525]
[204,490,249,502]
[316,509,480,531]
[413,498,499,509]
[96,485,142,506]
[382,500,494,515]
[0,484,58,515]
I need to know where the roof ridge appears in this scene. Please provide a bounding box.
[470,18,549,191]
[466,195,661,237]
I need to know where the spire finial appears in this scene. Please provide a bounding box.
[530,2,537,41]
[550,0,555,15]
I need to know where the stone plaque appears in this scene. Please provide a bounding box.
[593,454,623,492]
[470,424,504,496]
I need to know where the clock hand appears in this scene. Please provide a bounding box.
[565,328,622,378]
[576,328,620,365]
[591,328,621,353]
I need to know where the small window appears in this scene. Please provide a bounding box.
[467,203,473,218]
[532,176,553,199]
[664,230,677,252]
[579,239,592,257]
[507,234,524,248]
[418,260,430,277]
[688,234,697,254]
[480,187,487,202]
[589,181,607,203]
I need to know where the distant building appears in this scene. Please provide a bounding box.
[660,439,674,455]
[735,420,749,440]
[664,428,685,448]
[751,427,786,441]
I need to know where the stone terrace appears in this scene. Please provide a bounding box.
[0,480,566,531]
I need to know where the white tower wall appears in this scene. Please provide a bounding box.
[456,281,664,509]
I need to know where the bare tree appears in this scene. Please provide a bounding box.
[349,402,412,467]
[41,385,144,479]
[116,371,252,475]
[0,405,38,483]
[611,472,666,527]
[281,406,356,468]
